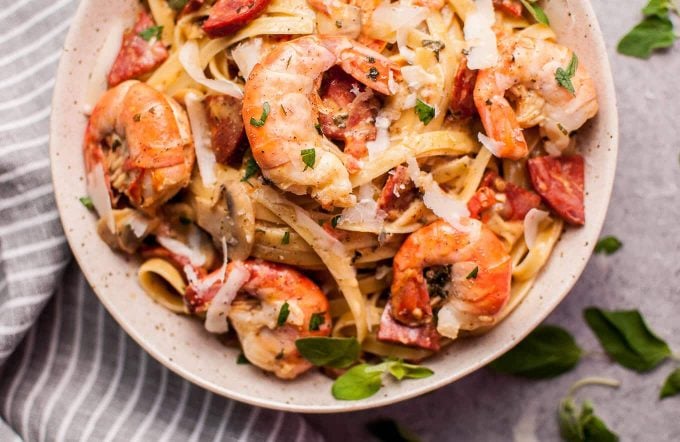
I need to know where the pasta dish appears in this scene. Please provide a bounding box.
[81,0,598,386]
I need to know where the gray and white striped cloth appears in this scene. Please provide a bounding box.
[0,0,322,440]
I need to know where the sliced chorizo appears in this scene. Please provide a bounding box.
[377,303,440,351]
[204,95,245,164]
[468,171,541,221]
[527,155,585,225]
[107,12,169,87]
[449,58,478,119]
[493,0,523,17]
[202,0,272,38]
[377,165,417,221]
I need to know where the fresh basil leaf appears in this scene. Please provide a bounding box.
[387,362,407,381]
[139,25,163,42]
[489,325,581,378]
[642,0,676,18]
[594,236,622,255]
[519,0,550,25]
[555,54,578,94]
[617,15,676,59]
[295,336,360,368]
[660,368,680,399]
[301,148,316,170]
[241,157,260,182]
[584,308,671,372]
[79,196,94,210]
[366,418,420,442]
[414,99,435,125]
[168,0,189,11]
[559,398,619,442]
[308,312,325,331]
[389,361,434,379]
[249,102,270,127]
[332,364,383,400]
[236,352,250,364]
[276,302,290,327]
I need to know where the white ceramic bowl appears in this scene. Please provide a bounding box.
[50,0,618,412]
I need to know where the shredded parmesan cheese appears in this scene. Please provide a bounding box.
[338,184,386,232]
[463,0,498,69]
[478,132,505,157]
[84,20,125,114]
[366,115,391,160]
[204,263,250,333]
[231,38,263,79]
[185,92,217,187]
[401,65,437,91]
[157,236,206,267]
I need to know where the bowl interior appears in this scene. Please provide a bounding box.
[50,0,618,412]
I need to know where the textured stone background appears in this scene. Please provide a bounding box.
[307,2,680,440]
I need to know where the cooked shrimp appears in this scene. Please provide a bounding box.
[387,220,511,339]
[84,80,195,212]
[242,35,400,208]
[186,260,332,379]
[474,35,598,159]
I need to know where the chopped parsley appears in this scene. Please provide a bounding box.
[249,102,270,127]
[555,54,579,95]
[309,312,325,331]
[236,352,250,364]
[331,215,340,228]
[281,231,290,245]
[138,25,163,42]
[367,67,379,81]
[301,148,316,170]
[594,236,622,255]
[314,122,322,134]
[414,99,435,125]
[422,39,445,61]
[466,266,479,280]
[277,302,290,327]
[240,157,260,182]
[79,196,94,210]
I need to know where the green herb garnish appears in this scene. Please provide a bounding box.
[295,337,360,368]
[555,53,579,95]
[236,352,250,364]
[249,102,270,127]
[308,312,325,331]
[414,99,435,125]
[367,67,379,81]
[281,231,290,245]
[584,307,671,372]
[519,0,550,25]
[276,301,290,327]
[139,25,163,42]
[660,368,680,399]
[332,360,434,400]
[466,266,479,280]
[618,0,678,58]
[241,157,260,183]
[331,215,340,228]
[489,325,582,378]
[559,398,619,442]
[594,236,622,255]
[79,196,94,210]
[301,148,316,170]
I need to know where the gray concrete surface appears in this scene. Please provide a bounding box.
[306,2,680,440]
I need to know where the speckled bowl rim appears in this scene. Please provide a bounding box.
[50,0,618,413]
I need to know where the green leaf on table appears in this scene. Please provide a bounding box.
[79,196,94,210]
[366,418,420,442]
[295,337,360,368]
[594,236,622,255]
[642,0,677,18]
[332,364,383,400]
[584,308,671,372]
[558,398,619,442]
[241,157,260,182]
[386,360,434,381]
[519,0,550,25]
[489,325,582,378]
[660,368,680,399]
[617,15,676,59]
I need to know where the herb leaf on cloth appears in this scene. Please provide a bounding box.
[618,0,678,58]
[584,308,671,372]
[594,236,623,255]
[489,325,582,378]
[660,368,680,399]
[559,398,619,442]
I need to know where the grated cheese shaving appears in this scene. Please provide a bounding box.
[184,92,217,187]
[204,263,250,333]
[463,0,498,69]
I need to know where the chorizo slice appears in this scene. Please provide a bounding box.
[493,0,523,17]
[377,165,417,221]
[202,0,272,38]
[377,303,441,351]
[204,95,245,164]
[107,12,169,87]
[527,155,585,225]
[450,58,478,119]
[468,171,541,221]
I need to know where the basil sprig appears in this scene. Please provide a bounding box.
[660,368,680,399]
[332,360,434,401]
[558,398,619,442]
[594,236,623,255]
[295,337,360,368]
[489,325,582,378]
[618,0,678,58]
[584,308,671,372]
[519,0,549,25]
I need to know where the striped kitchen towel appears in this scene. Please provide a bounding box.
[0,0,322,440]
